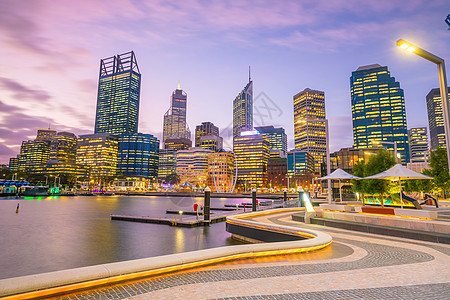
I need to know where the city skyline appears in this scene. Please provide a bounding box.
[0,1,449,163]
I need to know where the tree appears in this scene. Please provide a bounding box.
[428,147,450,197]
[165,173,180,185]
[364,149,396,207]
[351,160,366,204]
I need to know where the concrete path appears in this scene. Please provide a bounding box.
[54,211,450,300]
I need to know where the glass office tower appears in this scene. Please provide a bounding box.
[426,87,450,150]
[163,84,191,146]
[233,77,253,141]
[234,131,270,188]
[293,88,326,172]
[195,122,220,147]
[351,64,409,163]
[118,133,159,178]
[94,51,141,136]
[254,126,287,157]
[408,127,429,163]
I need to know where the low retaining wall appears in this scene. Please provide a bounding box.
[316,210,449,235]
[0,209,332,299]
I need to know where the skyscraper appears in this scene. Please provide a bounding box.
[195,122,219,147]
[118,133,159,178]
[163,84,191,145]
[94,51,141,136]
[351,64,409,163]
[158,149,177,179]
[233,73,253,141]
[76,133,119,182]
[293,88,326,172]
[254,126,287,157]
[49,132,77,163]
[408,127,429,163]
[176,148,212,187]
[234,131,270,188]
[426,87,450,149]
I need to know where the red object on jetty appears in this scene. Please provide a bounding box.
[193,203,198,211]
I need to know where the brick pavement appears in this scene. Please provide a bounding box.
[53,211,450,300]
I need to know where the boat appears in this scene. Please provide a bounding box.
[20,186,49,196]
[103,192,115,196]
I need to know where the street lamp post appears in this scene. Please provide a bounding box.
[397,39,450,173]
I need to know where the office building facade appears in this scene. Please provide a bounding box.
[164,138,192,151]
[158,149,177,179]
[36,129,57,141]
[267,157,287,189]
[163,85,191,145]
[49,132,77,163]
[254,126,287,157]
[18,140,50,171]
[176,148,212,187]
[351,64,409,163]
[199,135,223,152]
[94,51,141,136]
[233,78,253,141]
[195,122,220,147]
[207,150,236,192]
[118,133,159,178]
[234,131,270,188]
[293,88,326,172]
[408,127,429,163]
[426,87,450,149]
[76,133,118,182]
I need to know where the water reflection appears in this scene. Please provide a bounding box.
[0,195,244,279]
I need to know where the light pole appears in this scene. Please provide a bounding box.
[397,39,450,173]
[373,140,399,163]
[298,118,331,203]
[44,175,48,186]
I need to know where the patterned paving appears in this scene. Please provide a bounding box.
[52,211,450,300]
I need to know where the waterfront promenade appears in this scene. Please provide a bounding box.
[42,210,450,299]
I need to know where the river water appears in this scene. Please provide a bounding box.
[0,195,248,280]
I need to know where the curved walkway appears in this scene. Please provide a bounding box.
[49,210,450,300]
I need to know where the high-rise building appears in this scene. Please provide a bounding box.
[233,75,253,141]
[8,157,19,173]
[76,133,118,182]
[426,87,450,149]
[158,149,177,179]
[195,122,219,147]
[176,148,212,187]
[207,150,236,192]
[254,126,287,157]
[199,135,223,152]
[164,138,192,151]
[293,88,326,172]
[408,127,429,163]
[118,133,159,178]
[287,150,315,177]
[18,140,50,171]
[234,131,270,188]
[49,132,77,163]
[163,84,191,145]
[351,64,409,163]
[36,129,57,141]
[94,51,141,136]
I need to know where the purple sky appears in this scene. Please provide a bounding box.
[0,0,449,164]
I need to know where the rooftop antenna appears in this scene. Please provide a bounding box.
[177,80,181,90]
[48,123,51,129]
[249,66,251,82]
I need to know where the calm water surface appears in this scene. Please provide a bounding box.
[0,195,247,279]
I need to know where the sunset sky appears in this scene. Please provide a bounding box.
[0,0,449,163]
